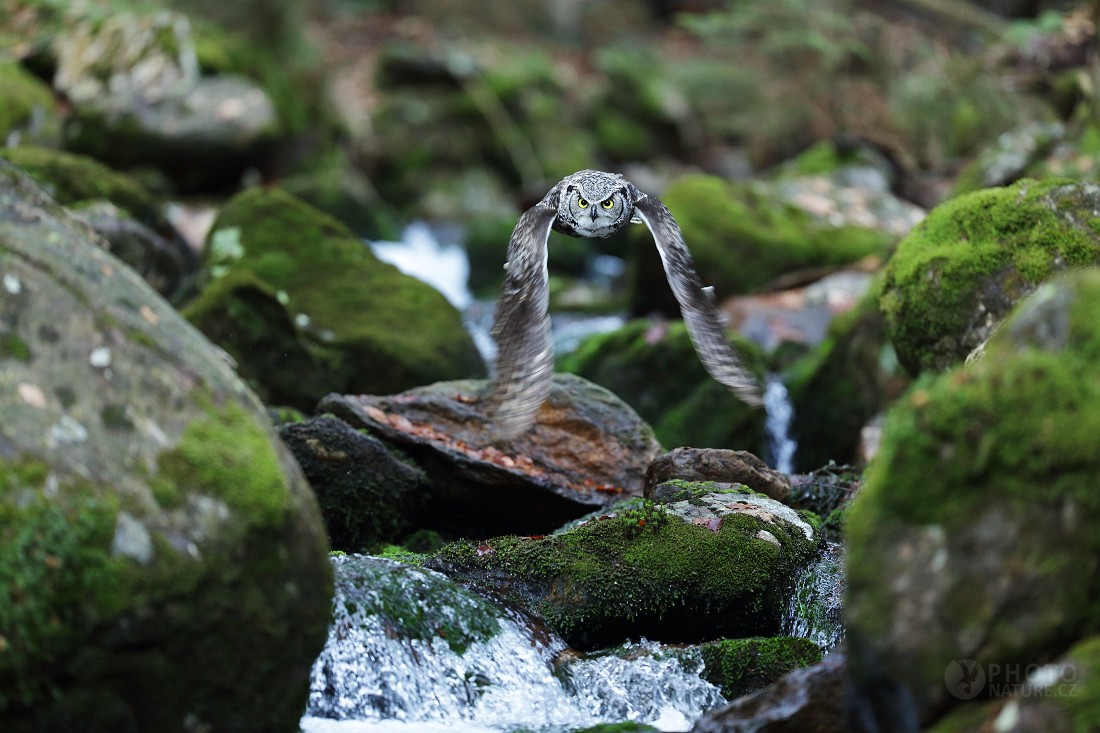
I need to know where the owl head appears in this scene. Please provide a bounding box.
[553,169,636,239]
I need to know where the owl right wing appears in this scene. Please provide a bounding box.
[634,194,764,408]
[484,197,558,438]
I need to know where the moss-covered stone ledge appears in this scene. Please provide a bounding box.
[697,636,823,700]
[879,178,1100,376]
[426,487,819,650]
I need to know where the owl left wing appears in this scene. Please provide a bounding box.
[634,194,764,408]
[484,196,558,438]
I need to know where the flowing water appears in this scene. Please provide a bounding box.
[302,556,726,733]
[782,540,846,653]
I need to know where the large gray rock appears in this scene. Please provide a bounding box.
[0,159,332,732]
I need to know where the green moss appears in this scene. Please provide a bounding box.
[571,723,659,733]
[786,280,909,470]
[0,461,120,708]
[847,273,1100,689]
[0,146,160,223]
[0,332,32,362]
[155,400,291,528]
[1059,636,1100,728]
[0,63,59,145]
[698,636,822,699]
[879,178,1100,375]
[430,491,817,647]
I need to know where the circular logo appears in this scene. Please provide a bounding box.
[945,659,986,699]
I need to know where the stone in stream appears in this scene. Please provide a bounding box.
[318,373,662,538]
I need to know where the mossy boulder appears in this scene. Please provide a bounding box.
[559,319,768,455]
[697,636,823,700]
[879,178,1100,376]
[785,281,910,471]
[0,159,332,732]
[427,487,819,650]
[183,186,485,411]
[0,62,59,147]
[846,268,1100,727]
[0,146,195,297]
[629,174,893,316]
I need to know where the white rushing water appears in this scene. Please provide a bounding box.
[764,375,798,473]
[303,556,725,733]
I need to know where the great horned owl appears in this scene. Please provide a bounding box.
[485,169,762,437]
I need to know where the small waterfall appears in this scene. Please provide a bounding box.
[304,555,725,732]
[764,375,798,473]
[781,540,846,653]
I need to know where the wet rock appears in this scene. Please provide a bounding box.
[0,146,195,298]
[0,159,331,732]
[644,447,791,502]
[879,178,1100,376]
[427,485,818,650]
[53,11,281,191]
[560,319,767,455]
[692,651,846,733]
[182,186,485,412]
[846,269,1100,728]
[279,416,428,552]
[319,374,661,537]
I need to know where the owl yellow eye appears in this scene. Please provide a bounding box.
[577,196,589,209]
[601,198,615,209]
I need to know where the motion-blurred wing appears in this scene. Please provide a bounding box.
[484,201,558,438]
[634,194,763,408]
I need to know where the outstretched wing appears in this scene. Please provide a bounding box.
[484,199,558,438]
[634,194,764,407]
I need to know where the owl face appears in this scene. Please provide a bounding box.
[554,171,635,239]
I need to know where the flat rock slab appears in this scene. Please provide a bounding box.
[319,374,663,536]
